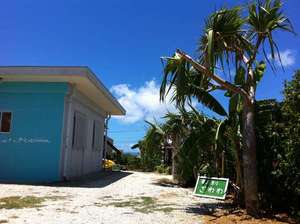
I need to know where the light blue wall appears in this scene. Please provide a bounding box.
[0,82,68,183]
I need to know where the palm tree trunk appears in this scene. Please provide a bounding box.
[242,96,259,216]
[234,138,244,205]
[171,148,181,183]
[171,148,178,181]
[172,135,181,183]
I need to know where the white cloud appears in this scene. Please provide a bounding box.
[110,80,178,124]
[269,49,296,67]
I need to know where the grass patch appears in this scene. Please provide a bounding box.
[0,196,44,209]
[140,196,155,205]
[95,196,177,214]
[0,195,66,209]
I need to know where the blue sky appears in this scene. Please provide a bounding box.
[1,0,300,153]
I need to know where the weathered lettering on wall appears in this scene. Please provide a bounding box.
[0,137,51,144]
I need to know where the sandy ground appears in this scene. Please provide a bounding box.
[0,171,217,224]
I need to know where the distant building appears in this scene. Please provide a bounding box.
[0,66,125,183]
[105,136,122,159]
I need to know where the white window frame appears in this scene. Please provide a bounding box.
[0,111,13,134]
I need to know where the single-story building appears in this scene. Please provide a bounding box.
[0,66,125,183]
[105,136,122,159]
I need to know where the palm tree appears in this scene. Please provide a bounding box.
[162,113,183,182]
[159,0,293,215]
[132,121,165,171]
[162,106,219,184]
[176,107,220,185]
[162,107,192,182]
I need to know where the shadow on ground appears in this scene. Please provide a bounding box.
[0,171,133,189]
[151,177,179,188]
[186,202,297,223]
[55,171,133,188]
[185,202,236,217]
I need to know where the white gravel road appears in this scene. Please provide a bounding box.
[0,171,218,224]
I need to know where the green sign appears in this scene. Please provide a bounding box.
[193,176,229,199]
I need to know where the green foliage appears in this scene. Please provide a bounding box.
[118,153,142,171]
[134,106,226,185]
[169,107,228,186]
[254,61,266,84]
[256,71,300,216]
[158,0,294,215]
[131,122,163,171]
[166,108,236,187]
[160,0,294,115]
[235,66,246,86]
[176,117,219,186]
[248,0,294,68]
[155,165,171,175]
[160,53,227,116]
[164,107,220,184]
[199,6,249,73]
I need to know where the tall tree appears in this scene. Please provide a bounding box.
[162,106,214,183]
[162,111,187,182]
[160,0,293,216]
[132,121,164,171]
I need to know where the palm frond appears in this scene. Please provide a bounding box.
[160,54,227,116]
[247,0,295,67]
[189,84,227,116]
[131,143,140,149]
[199,6,251,74]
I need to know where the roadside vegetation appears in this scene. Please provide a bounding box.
[127,0,299,220]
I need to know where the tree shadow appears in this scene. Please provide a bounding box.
[185,202,236,217]
[152,177,179,188]
[0,171,133,188]
[185,202,297,223]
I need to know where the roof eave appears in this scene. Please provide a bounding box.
[84,68,126,115]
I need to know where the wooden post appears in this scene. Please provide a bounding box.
[221,150,225,177]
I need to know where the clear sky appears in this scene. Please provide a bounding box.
[1,0,299,153]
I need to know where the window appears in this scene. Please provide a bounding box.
[0,112,12,133]
[72,114,77,147]
[92,121,96,149]
[72,112,86,150]
[92,120,102,151]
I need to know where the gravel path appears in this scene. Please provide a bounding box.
[0,171,218,224]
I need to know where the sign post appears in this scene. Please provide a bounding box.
[193,176,229,200]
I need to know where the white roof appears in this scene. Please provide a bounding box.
[0,66,125,115]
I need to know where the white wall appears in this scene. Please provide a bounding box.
[60,84,106,179]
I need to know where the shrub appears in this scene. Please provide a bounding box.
[118,153,142,171]
[256,71,300,216]
[155,165,171,174]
